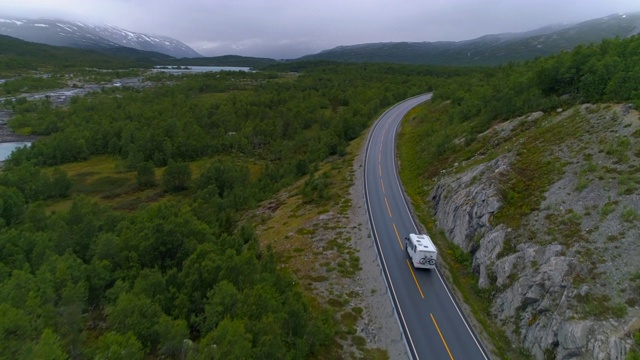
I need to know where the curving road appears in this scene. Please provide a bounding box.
[363,94,490,360]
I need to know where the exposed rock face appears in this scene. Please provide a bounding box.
[427,107,640,359]
[431,155,509,251]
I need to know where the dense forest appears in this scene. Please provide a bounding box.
[2,33,640,359]
[401,35,640,180]
[0,62,457,358]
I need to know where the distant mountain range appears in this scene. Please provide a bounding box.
[297,12,640,66]
[0,17,201,59]
[1,12,640,66]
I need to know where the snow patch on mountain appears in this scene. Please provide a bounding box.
[0,16,202,58]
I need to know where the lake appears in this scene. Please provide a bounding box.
[0,142,30,161]
[153,66,252,74]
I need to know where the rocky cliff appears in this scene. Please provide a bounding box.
[429,105,640,359]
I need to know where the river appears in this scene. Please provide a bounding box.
[0,142,30,161]
[152,66,252,74]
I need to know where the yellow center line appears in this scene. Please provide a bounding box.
[393,223,403,250]
[430,313,455,360]
[381,178,385,193]
[385,197,392,218]
[406,259,424,298]
[378,151,381,163]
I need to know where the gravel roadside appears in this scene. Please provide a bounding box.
[349,144,410,360]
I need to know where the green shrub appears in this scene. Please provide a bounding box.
[622,207,638,223]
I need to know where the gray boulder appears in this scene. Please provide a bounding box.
[430,155,511,250]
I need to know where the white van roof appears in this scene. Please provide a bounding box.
[409,233,436,252]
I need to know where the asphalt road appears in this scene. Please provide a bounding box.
[363,94,490,360]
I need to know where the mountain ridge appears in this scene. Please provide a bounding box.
[2,12,640,66]
[297,12,640,65]
[0,16,202,58]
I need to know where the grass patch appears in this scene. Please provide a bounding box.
[295,227,317,236]
[358,348,389,360]
[44,155,146,211]
[621,206,639,223]
[307,274,329,283]
[111,188,165,211]
[339,198,352,215]
[543,209,587,247]
[604,136,631,164]
[492,146,564,229]
[618,174,640,195]
[95,176,135,196]
[351,335,367,350]
[600,200,619,220]
[574,293,628,319]
[339,311,359,335]
[328,298,346,308]
[575,174,590,192]
[576,159,598,191]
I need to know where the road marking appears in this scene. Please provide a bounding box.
[364,94,438,360]
[406,259,424,298]
[379,163,382,177]
[431,313,454,360]
[393,223,403,250]
[381,178,385,193]
[385,197,392,218]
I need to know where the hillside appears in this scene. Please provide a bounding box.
[0,34,277,74]
[159,54,280,68]
[299,12,640,66]
[0,34,155,73]
[428,104,638,359]
[0,17,201,58]
[397,35,640,359]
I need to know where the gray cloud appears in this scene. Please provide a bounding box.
[3,0,640,58]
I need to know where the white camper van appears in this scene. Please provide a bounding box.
[405,233,437,269]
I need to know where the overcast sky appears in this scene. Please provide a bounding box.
[3,0,640,59]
